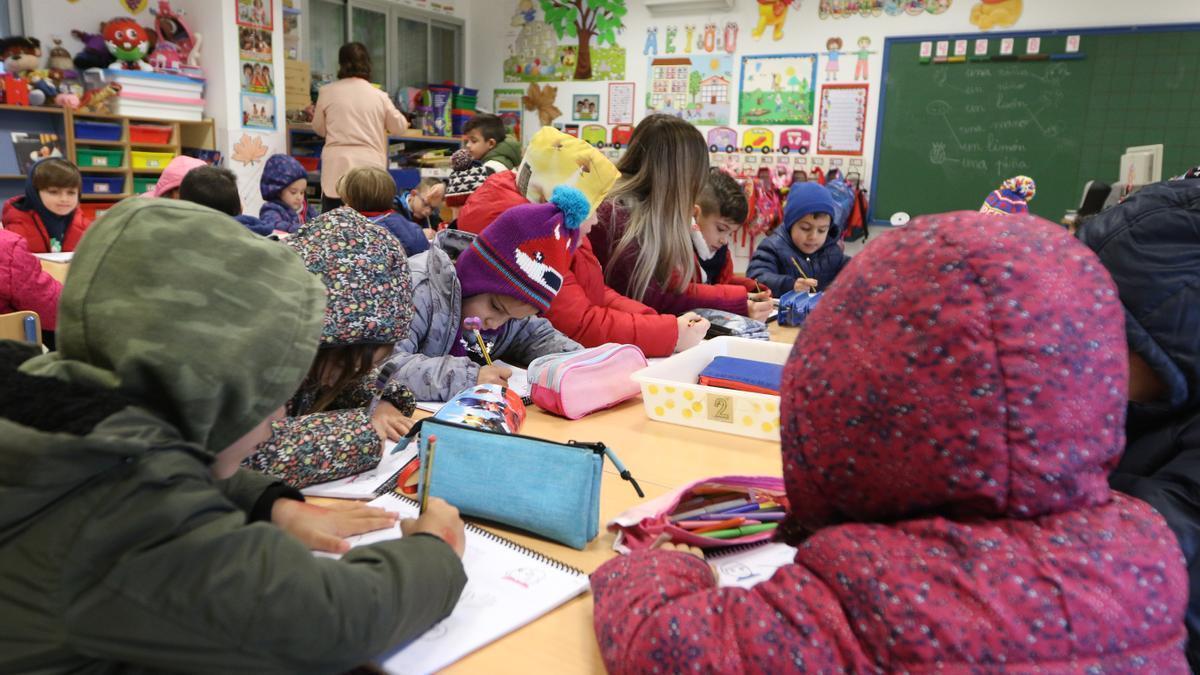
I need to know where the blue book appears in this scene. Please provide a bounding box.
[698,356,784,395]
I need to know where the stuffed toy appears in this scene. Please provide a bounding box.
[0,37,59,106]
[78,82,122,114]
[103,18,155,71]
[71,29,116,71]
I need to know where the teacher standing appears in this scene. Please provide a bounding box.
[312,42,408,212]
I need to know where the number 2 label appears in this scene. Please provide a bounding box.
[707,394,733,423]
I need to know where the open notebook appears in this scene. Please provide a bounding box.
[337,493,590,674]
[415,362,531,413]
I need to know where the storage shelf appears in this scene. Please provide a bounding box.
[0,173,26,179]
[131,168,166,174]
[75,139,126,147]
[82,193,130,201]
[0,103,64,114]
[130,142,177,150]
[78,167,126,173]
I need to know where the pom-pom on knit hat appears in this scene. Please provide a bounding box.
[285,206,414,346]
[981,175,1037,215]
[445,148,493,207]
[455,185,588,312]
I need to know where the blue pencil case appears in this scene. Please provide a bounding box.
[777,290,823,327]
[416,417,643,549]
[698,356,784,395]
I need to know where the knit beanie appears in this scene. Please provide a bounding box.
[783,181,837,231]
[445,148,493,207]
[1173,165,1200,181]
[980,175,1037,215]
[260,154,309,201]
[456,185,589,312]
[285,206,414,346]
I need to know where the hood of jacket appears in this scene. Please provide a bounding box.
[1076,178,1200,418]
[260,154,309,201]
[780,211,1126,537]
[12,197,325,457]
[407,243,463,354]
[484,135,523,169]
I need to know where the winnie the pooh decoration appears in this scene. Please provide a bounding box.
[971,0,1023,30]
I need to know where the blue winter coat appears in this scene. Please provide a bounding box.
[366,211,430,256]
[235,214,273,236]
[259,154,316,234]
[1077,177,1200,670]
[745,217,850,298]
[259,201,317,234]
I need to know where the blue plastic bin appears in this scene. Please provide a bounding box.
[82,175,125,195]
[74,121,123,142]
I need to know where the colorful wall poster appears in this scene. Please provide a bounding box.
[241,60,275,94]
[572,94,600,121]
[646,54,732,125]
[739,53,817,125]
[237,0,273,30]
[817,83,868,155]
[607,81,634,124]
[239,26,273,61]
[242,92,277,130]
[819,0,952,19]
[504,0,627,82]
[494,88,525,140]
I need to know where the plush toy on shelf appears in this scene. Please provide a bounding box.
[148,0,203,77]
[71,29,116,71]
[0,37,61,106]
[103,18,156,71]
[78,81,122,114]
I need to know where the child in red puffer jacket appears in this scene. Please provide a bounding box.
[2,158,89,254]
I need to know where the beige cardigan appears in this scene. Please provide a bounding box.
[312,77,408,198]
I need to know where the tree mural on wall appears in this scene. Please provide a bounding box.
[539,0,626,80]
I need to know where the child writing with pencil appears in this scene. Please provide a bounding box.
[0,197,468,672]
[381,187,585,402]
[591,210,1189,672]
[590,115,773,321]
[747,181,850,297]
[246,206,420,488]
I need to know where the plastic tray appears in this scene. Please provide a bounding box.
[130,123,172,144]
[74,121,122,141]
[133,175,158,194]
[131,150,177,170]
[76,148,123,168]
[81,175,124,195]
[631,337,793,440]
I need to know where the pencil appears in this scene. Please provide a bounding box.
[790,257,810,280]
[419,435,438,514]
[474,330,494,366]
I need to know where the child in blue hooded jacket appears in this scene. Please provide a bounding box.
[259,154,317,234]
[747,182,850,297]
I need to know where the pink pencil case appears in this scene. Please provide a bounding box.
[527,343,647,420]
[607,475,788,552]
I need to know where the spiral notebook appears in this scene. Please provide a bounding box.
[711,542,798,588]
[342,493,590,674]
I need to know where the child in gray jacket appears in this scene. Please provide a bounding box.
[386,187,588,401]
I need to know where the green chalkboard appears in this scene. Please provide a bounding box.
[871,26,1200,223]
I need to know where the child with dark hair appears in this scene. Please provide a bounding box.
[339,166,429,255]
[694,167,758,291]
[463,113,521,172]
[1,158,89,253]
[180,166,270,235]
[259,154,317,234]
[747,181,849,297]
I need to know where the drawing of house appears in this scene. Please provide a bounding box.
[650,57,691,109]
[699,74,729,105]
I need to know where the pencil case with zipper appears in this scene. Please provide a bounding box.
[527,343,646,420]
[414,417,644,549]
[606,475,787,551]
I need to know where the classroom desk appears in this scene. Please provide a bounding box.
[38,259,69,283]
[432,324,800,674]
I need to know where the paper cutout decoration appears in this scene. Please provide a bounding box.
[644,27,658,56]
[970,0,1022,30]
[853,37,874,81]
[505,0,627,82]
[232,133,268,166]
[739,53,817,125]
[665,26,678,54]
[824,37,844,82]
[752,0,797,41]
[121,0,149,13]
[723,22,739,54]
[820,0,952,19]
[684,25,695,53]
[524,82,562,126]
[699,23,717,52]
[646,55,733,125]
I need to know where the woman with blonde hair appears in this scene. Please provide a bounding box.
[589,114,771,319]
[312,42,408,212]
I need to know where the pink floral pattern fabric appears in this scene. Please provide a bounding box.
[591,211,1189,673]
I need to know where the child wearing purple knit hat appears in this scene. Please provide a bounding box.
[382,186,588,401]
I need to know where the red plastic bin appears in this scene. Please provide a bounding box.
[129,124,172,144]
[293,155,319,171]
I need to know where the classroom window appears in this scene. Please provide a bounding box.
[307,0,347,84]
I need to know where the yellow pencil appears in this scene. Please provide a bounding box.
[790,257,810,280]
[474,331,494,366]
[419,435,438,514]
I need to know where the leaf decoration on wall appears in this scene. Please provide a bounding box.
[523,83,562,126]
[231,133,269,166]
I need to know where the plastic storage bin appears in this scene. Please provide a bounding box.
[76,148,124,168]
[631,337,793,441]
[133,175,158,194]
[81,176,125,195]
[130,150,177,170]
[293,155,319,171]
[74,121,122,141]
[129,123,172,144]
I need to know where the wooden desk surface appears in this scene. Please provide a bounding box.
[424,325,798,673]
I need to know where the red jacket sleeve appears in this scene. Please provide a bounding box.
[0,231,62,330]
[544,243,678,358]
[62,209,91,253]
[638,272,749,316]
[715,253,765,294]
[457,171,526,235]
[591,551,867,674]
